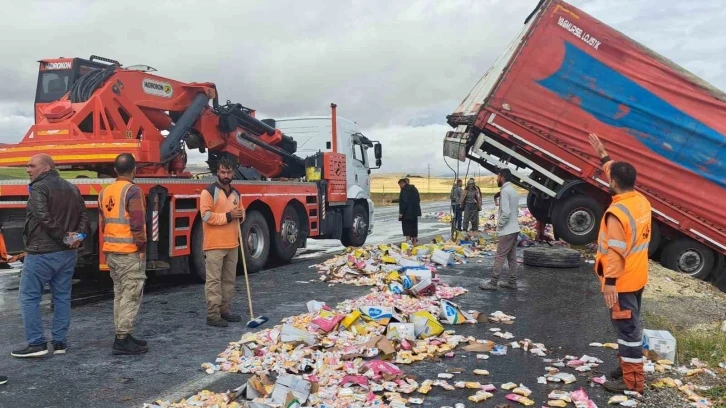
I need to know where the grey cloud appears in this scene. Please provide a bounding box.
[0,0,724,172]
[0,0,534,129]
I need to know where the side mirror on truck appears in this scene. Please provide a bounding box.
[374,143,382,160]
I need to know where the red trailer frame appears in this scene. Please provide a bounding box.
[446,0,726,280]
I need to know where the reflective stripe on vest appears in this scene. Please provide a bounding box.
[100,181,138,253]
[594,191,651,292]
[201,186,221,223]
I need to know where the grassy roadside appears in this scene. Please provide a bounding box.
[371,192,449,206]
[370,192,496,207]
[641,261,726,407]
[0,167,95,180]
[643,312,726,367]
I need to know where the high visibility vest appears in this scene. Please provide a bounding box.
[99,180,144,253]
[595,191,652,292]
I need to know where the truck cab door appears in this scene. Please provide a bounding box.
[349,139,371,196]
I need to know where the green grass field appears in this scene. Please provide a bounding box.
[0,167,95,180]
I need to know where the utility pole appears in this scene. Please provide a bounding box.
[427,164,431,193]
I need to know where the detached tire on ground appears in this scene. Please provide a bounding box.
[341,203,368,247]
[551,195,604,246]
[271,205,300,263]
[523,247,582,268]
[660,238,715,280]
[241,210,270,274]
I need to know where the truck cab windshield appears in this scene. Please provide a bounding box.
[35,60,107,104]
[36,70,72,103]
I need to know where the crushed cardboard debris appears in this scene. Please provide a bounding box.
[143,225,720,408]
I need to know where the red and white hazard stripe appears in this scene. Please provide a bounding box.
[152,210,159,241]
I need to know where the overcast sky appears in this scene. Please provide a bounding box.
[1,0,724,175]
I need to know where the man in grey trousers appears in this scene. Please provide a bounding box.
[480,169,520,290]
[450,179,463,231]
[461,178,482,231]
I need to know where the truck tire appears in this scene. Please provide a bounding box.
[551,195,604,246]
[660,238,715,280]
[241,210,270,274]
[341,203,368,247]
[190,219,206,282]
[714,254,726,292]
[523,247,582,268]
[527,192,551,223]
[271,205,300,263]
[648,220,661,259]
[711,253,725,283]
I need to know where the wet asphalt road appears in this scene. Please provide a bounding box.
[0,242,617,408]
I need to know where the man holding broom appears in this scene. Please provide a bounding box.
[200,158,246,328]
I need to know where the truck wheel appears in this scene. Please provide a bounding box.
[241,210,270,274]
[341,203,368,247]
[551,195,604,245]
[714,254,726,292]
[711,253,725,283]
[648,220,662,259]
[271,205,300,263]
[527,192,551,223]
[523,247,582,268]
[190,219,206,282]
[660,238,715,280]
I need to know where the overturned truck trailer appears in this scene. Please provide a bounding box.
[444,0,726,283]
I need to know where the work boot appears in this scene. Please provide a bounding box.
[602,379,630,393]
[500,281,517,290]
[479,280,498,291]
[128,334,147,347]
[0,375,7,385]
[221,312,242,323]
[610,366,623,380]
[207,317,229,327]
[112,336,149,355]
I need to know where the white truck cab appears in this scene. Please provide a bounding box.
[272,114,382,244]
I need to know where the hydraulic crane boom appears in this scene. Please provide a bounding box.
[0,56,305,178]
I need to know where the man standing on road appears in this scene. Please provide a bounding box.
[589,133,651,395]
[450,179,463,231]
[12,154,88,358]
[99,153,149,355]
[460,178,482,232]
[398,179,421,245]
[200,158,246,328]
[480,169,520,291]
[404,177,421,209]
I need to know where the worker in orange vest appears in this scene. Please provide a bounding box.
[200,158,246,327]
[99,153,149,355]
[589,133,651,395]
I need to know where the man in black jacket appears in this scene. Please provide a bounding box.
[398,178,422,245]
[12,154,88,358]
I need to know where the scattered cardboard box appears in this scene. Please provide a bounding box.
[270,374,312,405]
[387,323,416,341]
[643,329,676,362]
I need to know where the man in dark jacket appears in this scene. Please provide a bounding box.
[398,178,422,245]
[12,154,88,358]
[461,178,482,231]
